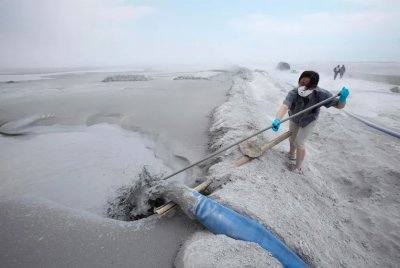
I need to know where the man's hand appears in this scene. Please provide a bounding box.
[339,87,349,103]
[272,118,280,132]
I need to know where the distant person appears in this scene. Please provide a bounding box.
[339,64,346,78]
[333,65,340,80]
[271,71,349,174]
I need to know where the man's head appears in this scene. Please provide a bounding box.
[298,71,319,89]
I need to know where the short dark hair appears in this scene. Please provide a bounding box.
[298,71,319,88]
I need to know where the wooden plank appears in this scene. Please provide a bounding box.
[233,155,252,167]
[260,131,292,154]
[233,131,292,167]
[154,179,213,217]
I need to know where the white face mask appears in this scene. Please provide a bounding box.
[297,86,313,97]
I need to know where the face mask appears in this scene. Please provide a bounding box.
[298,86,313,97]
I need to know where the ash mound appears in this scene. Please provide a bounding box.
[276,62,290,71]
[173,75,210,80]
[102,75,152,82]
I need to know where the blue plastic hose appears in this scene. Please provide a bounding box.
[189,191,309,268]
[344,111,400,139]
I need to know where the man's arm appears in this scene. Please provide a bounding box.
[335,101,346,109]
[275,104,289,120]
[272,91,295,132]
[335,87,349,109]
[271,104,289,132]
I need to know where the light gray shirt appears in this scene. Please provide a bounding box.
[283,87,339,127]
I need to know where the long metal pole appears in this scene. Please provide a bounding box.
[162,93,340,181]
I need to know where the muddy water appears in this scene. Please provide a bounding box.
[0,72,231,164]
[0,70,232,267]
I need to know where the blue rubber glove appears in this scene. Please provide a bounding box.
[272,118,280,132]
[339,87,349,103]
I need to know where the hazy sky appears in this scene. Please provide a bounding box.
[1,0,399,69]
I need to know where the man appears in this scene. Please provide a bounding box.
[271,71,349,174]
[333,65,340,80]
[340,65,346,78]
